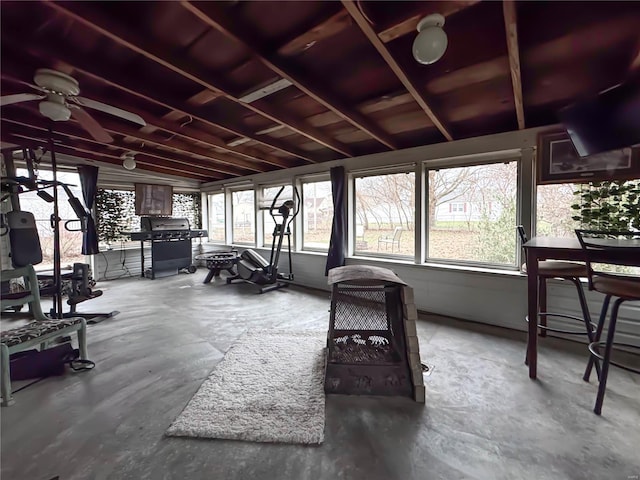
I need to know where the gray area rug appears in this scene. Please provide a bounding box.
[167,329,327,445]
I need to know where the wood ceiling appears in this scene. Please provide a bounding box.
[1,1,639,183]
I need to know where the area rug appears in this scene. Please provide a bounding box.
[166,329,327,445]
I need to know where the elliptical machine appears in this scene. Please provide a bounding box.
[227,186,300,294]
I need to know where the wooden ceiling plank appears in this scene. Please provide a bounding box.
[503,1,525,130]
[378,1,480,43]
[277,10,352,56]
[2,118,227,179]
[2,131,214,180]
[341,1,453,141]
[182,1,397,151]
[44,1,347,158]
[1,71,265,174]
[0,33,303,167]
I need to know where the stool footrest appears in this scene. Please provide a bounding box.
[588,341,640,375]
[525,312,597,335]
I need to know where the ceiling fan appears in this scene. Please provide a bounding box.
[0,68,146,143]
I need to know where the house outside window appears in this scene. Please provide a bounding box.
[427,160,518,267]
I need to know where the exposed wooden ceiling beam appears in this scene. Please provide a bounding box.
[341,1,453,141]
[2,131,214,181]
[377,1,480,43]
[44,1,351,158]
[182,1,397,151]
[503,0,525,130]
[277,10,353,56]
[1,71,266,175]
[0,32,305,167]
[2,118,227,180]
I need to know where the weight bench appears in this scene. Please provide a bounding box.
[1,265,88,406]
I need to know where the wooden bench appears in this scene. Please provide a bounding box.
[1,265,88,406]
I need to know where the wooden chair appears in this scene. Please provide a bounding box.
[575,229,640,415]
[378,227,402,253]
[1,265,88,406]
[517,226,596,364]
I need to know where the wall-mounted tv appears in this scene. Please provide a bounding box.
[558,78,640,158]
[135,183,173,216]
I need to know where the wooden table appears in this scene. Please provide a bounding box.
[522,236,640,379]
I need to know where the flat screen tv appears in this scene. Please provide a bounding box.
[135,183,173,216]
[558,78,640,157]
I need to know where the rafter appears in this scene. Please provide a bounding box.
[277,10,353,56]
[2,131,215,181]
[2,71,267,174]
[503,1,525,130]
[2,118,227,180]
[377,1,480,43]
[44,1,351,158]
[182,1,396,151]
[341,1,453,141]
[0,32,305,167]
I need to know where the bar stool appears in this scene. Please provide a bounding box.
[576,229,640,415]
[517,226,596,364]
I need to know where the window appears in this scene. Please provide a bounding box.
[95,189,201,249]
[261,185,293,247]
[354,171,415,257]
[301,180,333,250]
[207,193,225,243]
[427,161,518,266]
[16,168,85,270]
[231,189,255,244]
[536,183,581,237]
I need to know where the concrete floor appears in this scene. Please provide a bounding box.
[1,271,639,480]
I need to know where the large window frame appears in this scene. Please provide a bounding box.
[206,190,226,244]
[350,166,416,260]
[299,175,332,252]
[230,187,256,246]
[422,154,524,270]
[258,183,294,249]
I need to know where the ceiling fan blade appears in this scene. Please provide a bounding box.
[69,106,114,143]
[0,93,45,107]
[75,96,146,126]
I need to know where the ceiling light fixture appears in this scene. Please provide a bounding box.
[412,14,448,65]
[122,152,136,170]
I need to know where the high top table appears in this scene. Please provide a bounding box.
[522,236,640,379]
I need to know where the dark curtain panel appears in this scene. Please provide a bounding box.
[77,165,99,255]
[325,166,346,275]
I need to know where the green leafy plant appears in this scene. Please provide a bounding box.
[571,180,640,231]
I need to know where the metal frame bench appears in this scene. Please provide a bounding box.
[1,265,88,406]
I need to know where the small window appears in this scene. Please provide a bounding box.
[301,180,333,251]
[207,193,225,243]
[231,189,255,245]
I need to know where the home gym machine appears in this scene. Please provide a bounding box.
[1,145,118,323]
[227,186,300,294]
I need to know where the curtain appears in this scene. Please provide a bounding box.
[77,165,99,255]
[325,166,346,275]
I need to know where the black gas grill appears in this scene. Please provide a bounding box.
[128,217,207,279]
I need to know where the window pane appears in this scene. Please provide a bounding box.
[262,185,293,246]
[536,183,581,237]
[207,193,225,243]
[232,190,255,244]
[17,169,85,270]
[354,172,415,257]
[428,161,518,266]
[302,180,332,250]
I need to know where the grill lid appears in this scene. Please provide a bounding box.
[140,217,190,231]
